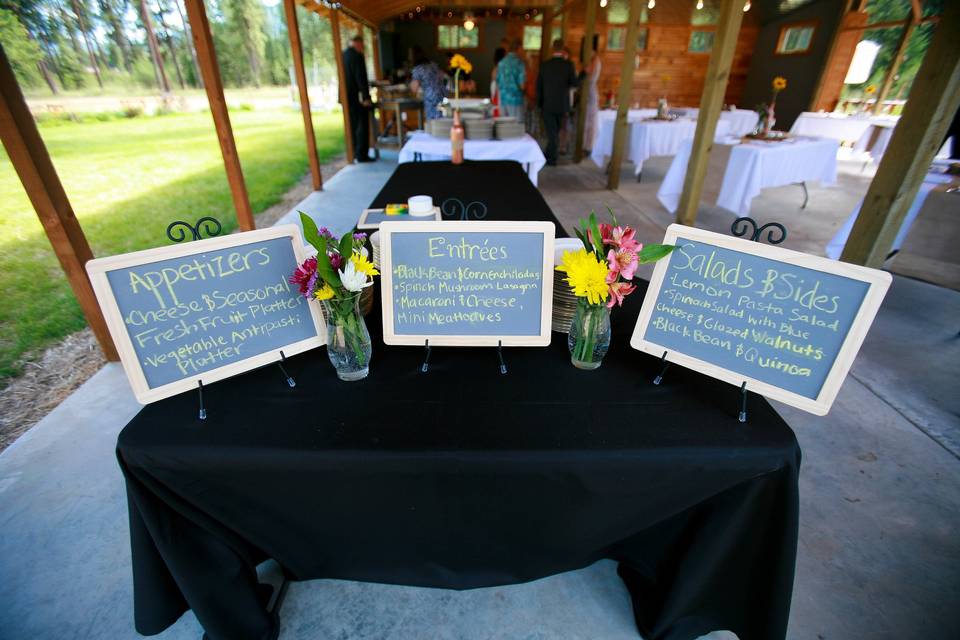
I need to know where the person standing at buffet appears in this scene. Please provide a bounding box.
[342,34,374,162]
[409,45,446,120]
[537,39,578,166]
[496,38,527,121]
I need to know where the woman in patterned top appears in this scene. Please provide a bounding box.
[410,46,447,120]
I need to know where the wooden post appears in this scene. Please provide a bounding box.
[539,8,555,67]
[0,44,118,361]
[606,0,644,190]
[183,0,255,231]
[841,2,960,267]
[871,8,919,115]
[284,0,323,190]
[330,9,355,164]
[573,0,598,163]
[675,0,745,226]
[371,28,383,81]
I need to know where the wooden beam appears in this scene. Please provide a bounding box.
[183,0,255,231]
[606,0,644,191]
[844,15,937,31]
[675,0,745,226]
[573,0,598,163]
[0,44,118,362]
[285,0,323,190]
[809,3,851,110]
[371,28,383,81]
[330,9,356,164]
[539,7,555,66]
[841,1,960,267]
[871,21,916,115]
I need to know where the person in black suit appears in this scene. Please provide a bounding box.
[343,35,373,162]
[536,39,578,166]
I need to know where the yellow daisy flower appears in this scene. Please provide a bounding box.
[350,252,379,278]
[556,249,609,305]
[772,76,787,91]
[449,54,473,74]
[314,283,335,301]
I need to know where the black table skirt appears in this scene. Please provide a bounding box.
[117,162,800,640]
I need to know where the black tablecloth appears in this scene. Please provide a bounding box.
[117,162,800,640]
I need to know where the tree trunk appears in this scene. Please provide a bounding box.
[174,0,203,87]
[139,0,171,92]
[37,58,59,94]
[155,1,186,89]
[70,0,104,88]
[59,6,85,62]
[99,0,133,71]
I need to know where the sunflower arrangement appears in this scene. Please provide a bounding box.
[449,54,473,103]
[557,209,675,369]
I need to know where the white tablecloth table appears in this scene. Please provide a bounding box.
[398,131,547,186]
[589,109,657,167]
[672,108,760,137]
[630,118,731,176]
[658,136,839,216]
[826,172,955,259]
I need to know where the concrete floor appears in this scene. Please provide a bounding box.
[1,152,958,640]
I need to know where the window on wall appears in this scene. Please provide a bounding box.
[776,23,816,54]
[607,27,626,51]
[523,25,562,51]
[438,24,479,49]
[689,30,715,53]
[606,0,648,24]
[691,0,720,25]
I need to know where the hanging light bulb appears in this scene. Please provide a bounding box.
[648,0,656,9]
[463,12,475,31]
[696,0,704,9]
[744,0,752,11]
[600,0,608,8]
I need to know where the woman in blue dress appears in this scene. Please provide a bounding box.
[410,46,447,120]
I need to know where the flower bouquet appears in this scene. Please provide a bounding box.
[292,212,379,380]
[556,209,675,370]
[753,76,787,138]
[449,54,473,165]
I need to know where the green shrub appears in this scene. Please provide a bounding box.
[121,105,144,118]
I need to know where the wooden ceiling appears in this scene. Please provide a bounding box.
[298,1,560,27]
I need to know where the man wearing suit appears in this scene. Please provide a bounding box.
[343,35,373,162]
[536,39,578,166]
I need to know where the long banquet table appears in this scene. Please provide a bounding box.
[658,136,838,216]
[117,161,801,640]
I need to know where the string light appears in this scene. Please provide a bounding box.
[744,0,752,10]
[600,0,608,7]
[648,0,656,9]
[696,0,704,9]
[415,5,421,12]
[463,11,475,31]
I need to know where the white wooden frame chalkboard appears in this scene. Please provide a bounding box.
[379,220,555,347]
[86,225,326,404]
[630,224,891,416]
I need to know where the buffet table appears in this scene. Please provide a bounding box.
[398,131,546,186]
[790,112,899,162]
[658,137,839,216]
[117,161,800,640]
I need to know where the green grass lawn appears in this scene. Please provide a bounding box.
[0,107,344,382]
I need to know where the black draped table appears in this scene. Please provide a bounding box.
[117,161,800,640]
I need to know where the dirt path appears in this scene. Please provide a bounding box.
[0,155,347,453]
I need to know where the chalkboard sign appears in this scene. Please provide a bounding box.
[86,226,325,403]
[379,221,555,346]
[630,225,890,415]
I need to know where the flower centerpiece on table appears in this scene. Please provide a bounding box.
[657,74,672,119]
[862,84,877,115]
[291,212,378,381]
[556,209,675,370]
[756,76,787,137]
[448,54,473,165]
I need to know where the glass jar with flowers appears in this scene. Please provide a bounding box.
[449,54,472,164]
[756,76,787,136]
[556,210,675,370]
[291,213,379,381]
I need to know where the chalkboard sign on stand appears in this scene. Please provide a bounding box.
[379,221,555,346]
[630,224,891,416]
[86,225,326,404]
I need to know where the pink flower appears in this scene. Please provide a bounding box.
[607,280,636,308]
[607,248,639,281]
[609,226,641,252]
[289,257,318,297]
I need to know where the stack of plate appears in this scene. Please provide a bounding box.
[495,117,525,140]
[464,118,494,140]
[369,231,381,269]
[430,118,453,138]
[551,238,583,333]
